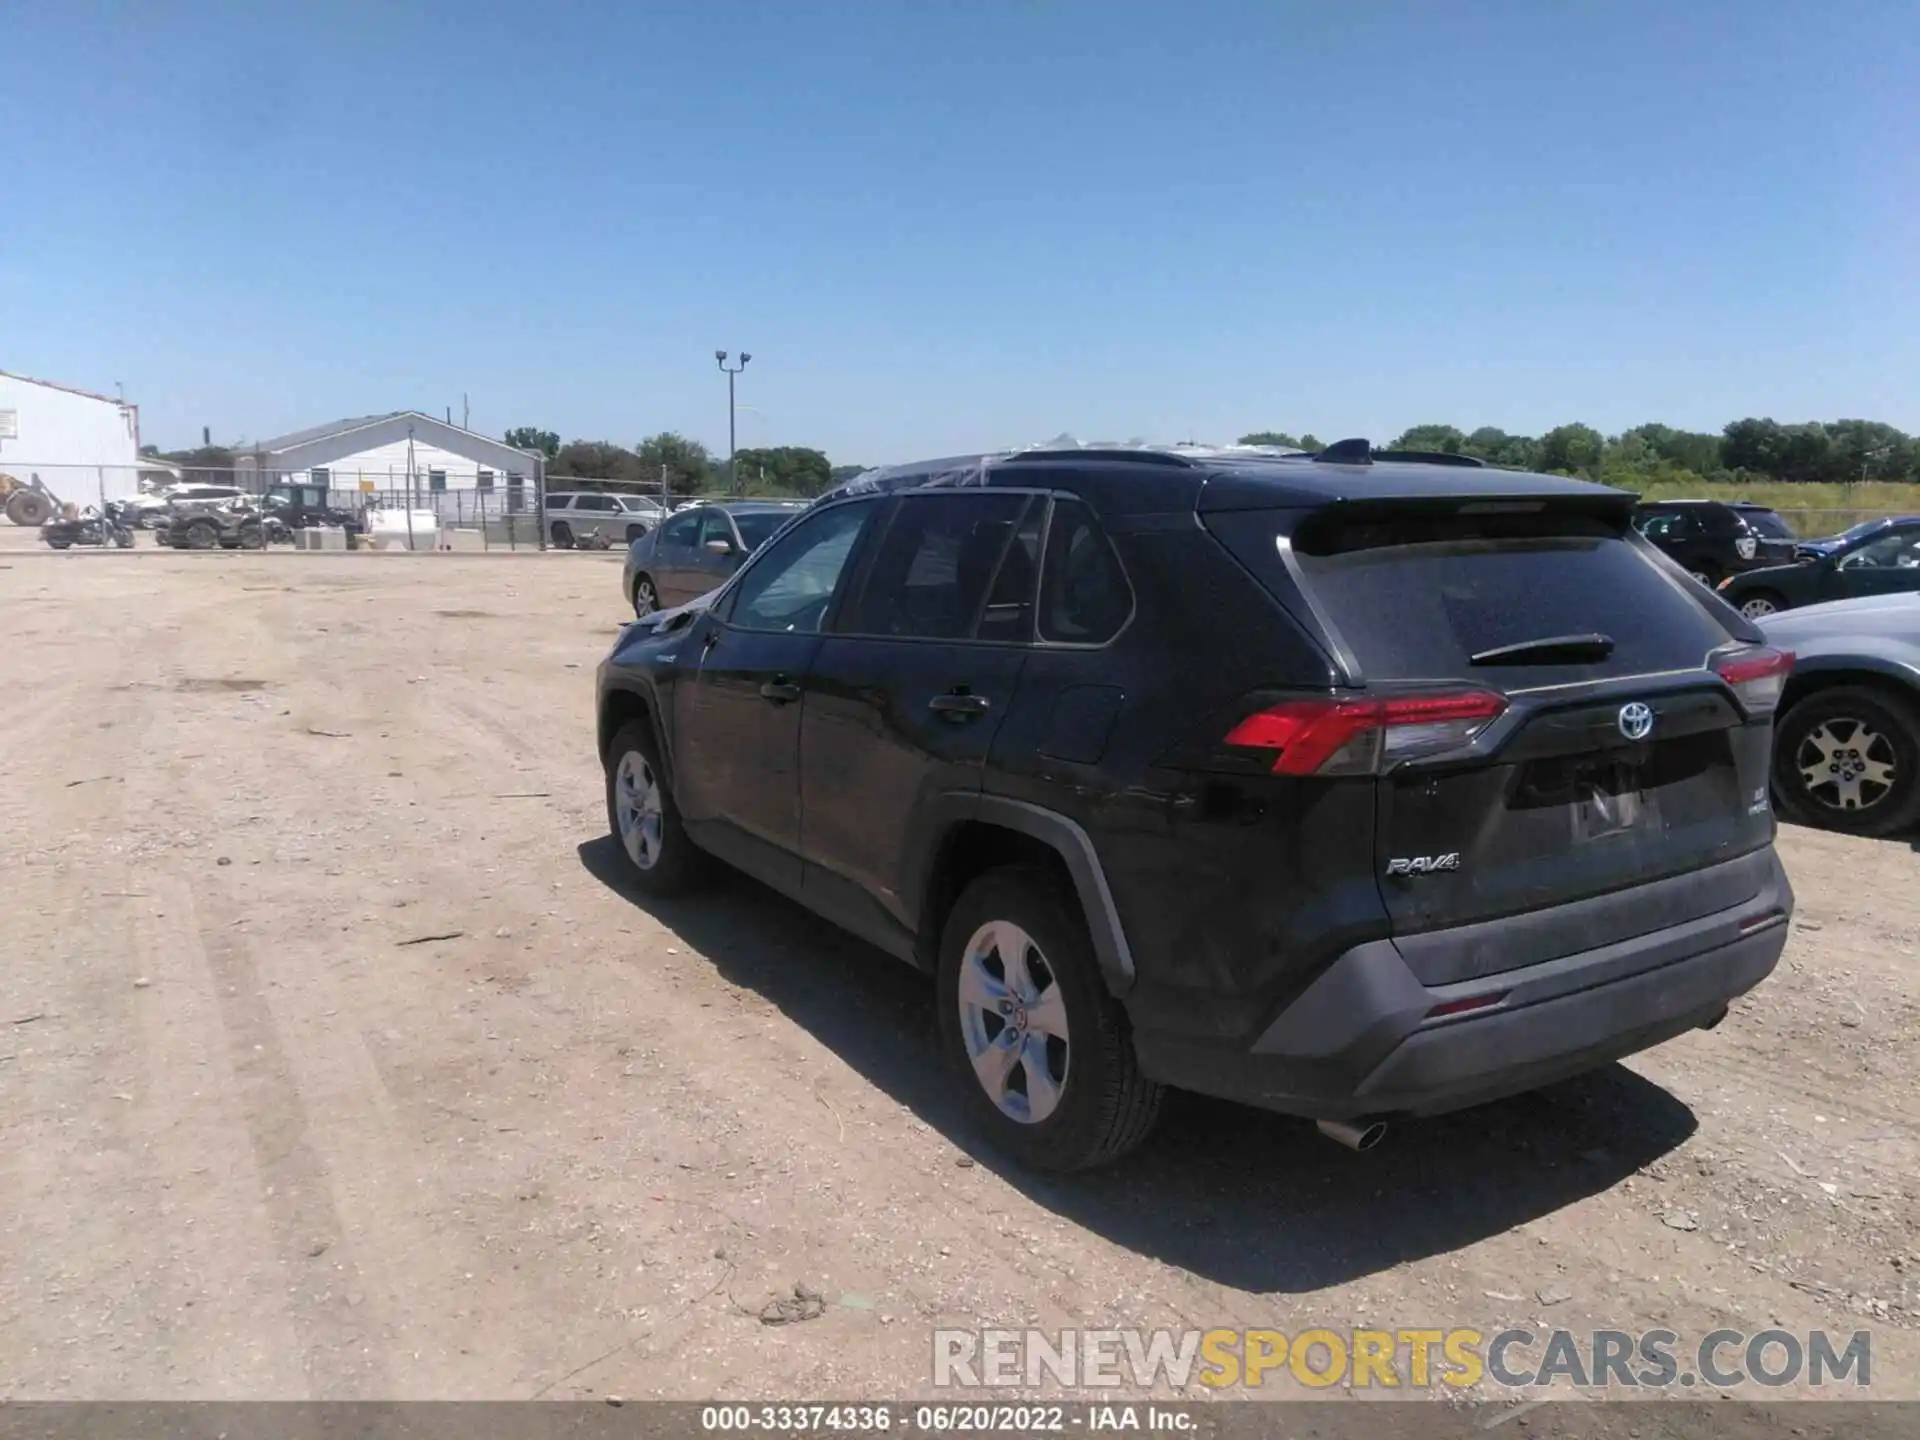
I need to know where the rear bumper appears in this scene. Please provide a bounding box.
[1132,847,1792,1121]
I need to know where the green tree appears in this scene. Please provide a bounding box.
[1538,423,1605,476]
[1237,431,1302,448]
[734,445,833,497]
[829,464,869,483]
[1825,419,1914,484]
[506,427,560,459]
[1464,427,1542,470]
[1297,434,1324,452]
[1390,424,1467,455]
[1619,423,1721,475]
[635,432,717,492]
[552,440,642,482]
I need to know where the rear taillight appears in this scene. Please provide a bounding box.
[1712,645,1793,715]
[1223,690,1507,776]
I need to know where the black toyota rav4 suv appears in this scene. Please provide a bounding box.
[595,442,1795,1170]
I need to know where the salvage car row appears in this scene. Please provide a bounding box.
[587,439,1920,1177]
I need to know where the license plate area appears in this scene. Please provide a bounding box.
[1570,759,1657,842]
[1514,752,1661,843]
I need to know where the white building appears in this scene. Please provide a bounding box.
[0,369,143,511]
[232,412,546,521]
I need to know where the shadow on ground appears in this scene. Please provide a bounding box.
[579,836,1698,1295]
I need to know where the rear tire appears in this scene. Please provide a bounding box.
[185,519,219,550]
[1739,590,1786,618]
[603,719,706,895]
[936,867,1164,1172]
[1688,565,1720,587]
[551,522,574,549]
[1773,685,1920,837]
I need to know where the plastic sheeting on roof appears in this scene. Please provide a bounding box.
[806,435,1309,509]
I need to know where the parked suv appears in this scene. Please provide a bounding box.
[1632,500,1798,586]
[596,443,1795,1170]
[545,490,663,548]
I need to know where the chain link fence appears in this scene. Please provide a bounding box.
[4,461,1911,554]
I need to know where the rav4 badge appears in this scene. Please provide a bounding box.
[1386,853,1461,876]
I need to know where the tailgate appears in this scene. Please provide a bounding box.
[1376,682,1774,964]
[1204,494,1775,978]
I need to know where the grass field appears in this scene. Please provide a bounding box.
[1622,478,1920,537]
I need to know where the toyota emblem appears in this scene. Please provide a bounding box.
[1618,702,1655,741]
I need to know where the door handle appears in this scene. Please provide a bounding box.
[928,692,992,719]
[760,679,801,705]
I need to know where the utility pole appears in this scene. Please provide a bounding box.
[715,350,751,496]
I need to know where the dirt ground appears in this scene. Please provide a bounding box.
[1,533,1916,1405]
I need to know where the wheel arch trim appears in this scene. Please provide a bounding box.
[913,794,1136,994]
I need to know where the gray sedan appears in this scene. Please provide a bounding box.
[621,499,806,616]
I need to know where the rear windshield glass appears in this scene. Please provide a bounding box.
[1739,509,1793,539]
[1289,510,1732,683]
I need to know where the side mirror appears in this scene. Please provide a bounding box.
[703,537,735,556]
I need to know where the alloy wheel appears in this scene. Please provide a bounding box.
[634,578,658,617]
[956,920,1071,1125]
[1796,717,1898,814]
[614,750,666,870]
[1740,596,1779,618]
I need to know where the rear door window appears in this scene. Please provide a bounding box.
[1038,500,1131,644]
[1286,507,1733,684]
[841,493,1032,640]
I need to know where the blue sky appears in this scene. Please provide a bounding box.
[6,1,1918,464]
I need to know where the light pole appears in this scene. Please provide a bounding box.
[716,350,751,494]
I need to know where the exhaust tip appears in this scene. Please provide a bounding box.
[1317,1117,1389,1152]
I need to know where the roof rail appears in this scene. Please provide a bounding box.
[1305,439,1488,468]
[999,448,1197,469]
[1373,449,1488,468]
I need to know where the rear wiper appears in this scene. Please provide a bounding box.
[1470,632,1615,666]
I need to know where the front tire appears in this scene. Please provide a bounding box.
[1773,685,1920,837]
[936,868,1164,1172]
[632,574,660,617]
[603,720,705,894]
[185,519,219,550]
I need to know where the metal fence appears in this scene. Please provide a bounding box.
[4,461,1913,549]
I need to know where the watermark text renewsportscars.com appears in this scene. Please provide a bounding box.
[932,1327,1872,1391]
